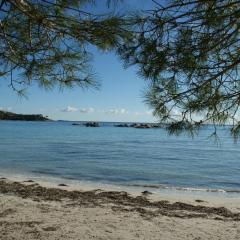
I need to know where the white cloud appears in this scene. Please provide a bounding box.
[145,110,153,116]
[104,108,128,115]
[133,110,155,116]
[134,111,142,116]
[0,106,12,112]
[120,108,128,114]
[80,107,95,114]
[109,109,119,114]
[61,106,78,112]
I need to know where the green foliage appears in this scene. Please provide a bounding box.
[118,0,240,139]
[0,0,130,94]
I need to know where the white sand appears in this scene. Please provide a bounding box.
[0,178,240,240]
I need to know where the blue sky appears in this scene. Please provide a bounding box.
[0,0,158,122]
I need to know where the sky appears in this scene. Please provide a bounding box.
[0,0,158,122]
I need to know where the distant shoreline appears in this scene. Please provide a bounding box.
[0,110,50,121]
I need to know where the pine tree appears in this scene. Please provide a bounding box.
[0,0,131,93]
[119,0,240,139]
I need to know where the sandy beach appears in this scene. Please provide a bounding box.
[0,178,239,240]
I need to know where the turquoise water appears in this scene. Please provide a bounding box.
[0,121,240,192]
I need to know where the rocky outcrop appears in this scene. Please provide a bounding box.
[115,123,161,129]
[84,122,99,127]
[72,122,100,127]
[130,123,152,128]
[0,111,50,121]
[115,123,129,127]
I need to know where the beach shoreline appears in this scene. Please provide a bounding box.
[0,172,239,207]
[0,177,239,239]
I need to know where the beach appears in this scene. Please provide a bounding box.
[1,0,240,238]
[0,122,240,239]
[0,178,239,240]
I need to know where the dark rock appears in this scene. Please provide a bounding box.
[134,124,152,129]
[130,123,162,129]
[42,226,58,231]
[84,122,99,127]
[141,190,153,196]
[58,183,68,187]
[72,123,81,126]
[151,124,161,128]
[115,124,129,127]
[23,180,35,183]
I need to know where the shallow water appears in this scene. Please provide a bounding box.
[0,121,239,193]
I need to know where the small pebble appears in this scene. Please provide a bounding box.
[24,180,35,183]
[141,190,152,195]
[58,183,68,187]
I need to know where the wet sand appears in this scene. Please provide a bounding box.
[0,178,239,240]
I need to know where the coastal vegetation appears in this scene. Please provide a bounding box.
[0,0,131,93]
[118,0,240,139]
[0,110,49,121]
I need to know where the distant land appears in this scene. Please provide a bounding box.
[0,111,50,121]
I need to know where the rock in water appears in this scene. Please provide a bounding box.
[84,122,99,127]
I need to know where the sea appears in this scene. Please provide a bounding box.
[0,120,240,195]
